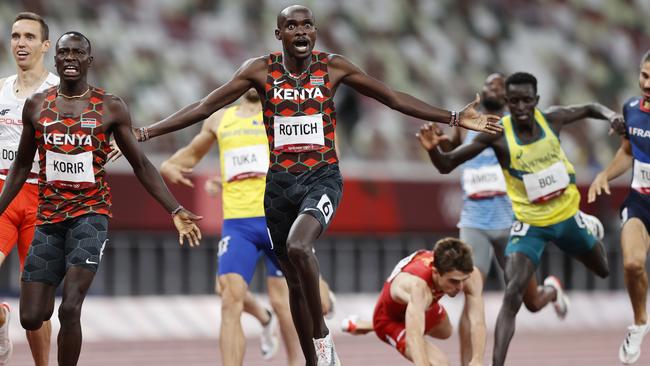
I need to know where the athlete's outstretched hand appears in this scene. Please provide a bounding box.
[459,94,503,134]
[587,172,610,203]
[608,113,626,136]
[160,162,194,188]
[416,122,449,151]
[173,208,203,247]
[204,176,222,197]
[107,139,123,162]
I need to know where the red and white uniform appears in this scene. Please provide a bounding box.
[372,250,448,356]
[0,73,58,268]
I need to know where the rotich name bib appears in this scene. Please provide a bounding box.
[273,114,325,152]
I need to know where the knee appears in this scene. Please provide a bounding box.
[523,297,543,313]
[286,239,312,264]
[502,285,524,312]
[623,259,645,277]
[219,284,245,316]
[58,302,82,325]
[20,311,44,331]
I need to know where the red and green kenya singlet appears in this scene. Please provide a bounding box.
[263,51,338,173]
[35,86,112,224]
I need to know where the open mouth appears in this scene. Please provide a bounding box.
[15,50,29,59]
[63,65,79,76]
[294,39,309,53]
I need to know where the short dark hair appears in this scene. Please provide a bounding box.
[14,12,49,41]
[432,237,474,275]
[505,72,538,94]
[57,31,92,53]
[641,50,650,66]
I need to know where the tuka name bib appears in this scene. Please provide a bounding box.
[223,144,268,182]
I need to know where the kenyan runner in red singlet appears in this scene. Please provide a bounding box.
[138,5,502,365]
[0,32,202,366]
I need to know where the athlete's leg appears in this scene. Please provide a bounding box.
[573,239,609,278]
[284,214,328,337]
[218,273,248,365]
[319,276,333,316]
[19,283,56,331]
[18,218,51,366]
[458,227,490,366]
[492,253,537,366]
[267,276,301,366]
[57,267,95,366]
[621,218,650,325]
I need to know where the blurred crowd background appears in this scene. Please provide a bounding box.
[0,0,648,296]
[0,0,648,179]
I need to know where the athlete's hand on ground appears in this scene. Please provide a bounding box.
[160,162,194,187]
[608,113,626,136]
[459,94,503,134]
[107,139,123,162]
[173,209,203,247]
[587,172,610,203]
[204,176,222,197]
[416,122,449,151]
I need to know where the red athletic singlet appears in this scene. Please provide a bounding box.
[35,86,112,224]
[378,250,445,320]
[263,51,338,173]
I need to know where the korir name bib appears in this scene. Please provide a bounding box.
[45,150,95,189]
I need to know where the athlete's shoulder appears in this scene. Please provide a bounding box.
[624,96,641,108]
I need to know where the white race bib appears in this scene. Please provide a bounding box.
[522,161,570,203]
[632,159,650,194]
[223,144,269,182]
[462,165,507,199]
[0,140,39,182]
[510,220,530,236]
[45,150,95,189]
[273,114,325,152]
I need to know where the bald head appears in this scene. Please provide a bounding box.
[485,73,504,85]
[277,5,313,28]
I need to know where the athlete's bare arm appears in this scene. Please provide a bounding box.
[390,274,434,366]
[146,58,267,140]
[417,122,505,174]
[327,54,502,135]
[544,103,625,135]
[105,94,202,246]
[463,268,487,366]
[588,137,633,203]
[160,110,224,188]
[0,93,42,215]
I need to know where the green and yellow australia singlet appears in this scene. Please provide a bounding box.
[501,109,580,227]
[217,106,267,219]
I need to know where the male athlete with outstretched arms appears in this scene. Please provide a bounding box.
[589,50,650,364]
[418,72,621,366]
[135,5,501,365]
[0,12,58,366]
[0,32,201,366]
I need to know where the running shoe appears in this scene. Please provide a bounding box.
[260,309,279,360]
[0,302,13,365]
[619,322,650,364]
[314,333,341,366]
[325,290,337,319]
[543,276,569,319]
[341,315,359,333]
[581,213,604,240]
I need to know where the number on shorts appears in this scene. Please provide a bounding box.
[510,220,530,236]
[218,236,231,257]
